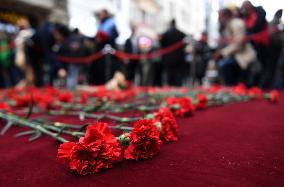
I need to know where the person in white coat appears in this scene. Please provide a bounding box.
[14,18,34,88]
[214,8,257,86]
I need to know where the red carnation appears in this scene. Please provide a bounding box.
[268,90,280,103]
[232,83,247,95]
[154,107,178,142]
[166,97,194,117]
[0,102,12,112]
[38,94,54,110]
[80,93,88,104]
[14,94,32,107]
[208,84,221,93]
[248,87,263,99]
[43,86,59,96]
[58,92,73,103]
[57,122,121,175]
[195,94,207,110]
[124,119,162,160]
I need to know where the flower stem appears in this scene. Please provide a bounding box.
[44,125,84,137]
[0,112,68,143]
[48,110,141,123]
[110,125,133,131]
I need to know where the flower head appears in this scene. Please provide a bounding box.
[268,90,280,103]
[166,97,194,117]
[124,119,162,160]
[195,94,207,110]
[248,87,263,99]
[0,102,12,112]
[58,92,73,103]
[232,83,247,95]
[154,107,178,142]
[57,122,121,175]
[14,94,32,107]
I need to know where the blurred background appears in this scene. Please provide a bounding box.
[0,0,283,89]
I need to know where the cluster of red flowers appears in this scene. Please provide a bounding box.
[0,84,280,176]
[86,87,137,102]
[5,86,60,109]
[0,84,279,114]
[57,106,180,175]
[230,83,280,102]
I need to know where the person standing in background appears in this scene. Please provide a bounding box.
[123,24,139,83]
[193,32,211,85]
[241,1,269,87]
[89,9,120,85]
[14,18,34,88]
[271,9,284,88]
[160,20,186,86]
[28,21,56,86]
[268,9,283,88]
[64,29,90,89]
[214,8,256,86]
[0,30,12,88]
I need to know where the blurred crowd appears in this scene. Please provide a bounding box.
[0,1,283,89]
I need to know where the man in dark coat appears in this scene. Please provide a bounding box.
[123,25,139,82]
[160,20,186,86]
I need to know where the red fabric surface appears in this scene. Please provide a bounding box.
[1,95,284,187]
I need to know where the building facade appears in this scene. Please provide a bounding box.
[0,0,68,27]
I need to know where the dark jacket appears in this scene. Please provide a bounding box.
[160,27,186,68]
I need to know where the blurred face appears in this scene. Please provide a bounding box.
[241,1,254,17]
[52,30,64,42]
[218,11,226,24]
[98,10,108,21]
[16,18,30,30]
[200,33,207,42]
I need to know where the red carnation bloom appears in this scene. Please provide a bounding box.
[248,87,263,99]
[14,94,32,107]
[58,92,73,103]
[57,122,121,175]
[38,94,54,110]
[124,119,162,160]
[43,86,59,96]
[80,93,88,104]
[166,97,194,117]
[268,90,280,103]
[195,94,207,110]
[0,102,12,112]
[232,83,247,95]
[154,107,178,142]
[208,84,221,93]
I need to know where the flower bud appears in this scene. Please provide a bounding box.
[145,113,154,119]
[118,133,130,146]
[154,122,161,132]
[170,104,180,110]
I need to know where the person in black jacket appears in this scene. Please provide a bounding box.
[160,20,186,86]
[123,25,139,82]
[241,1,269,87]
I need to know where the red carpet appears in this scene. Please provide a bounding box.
[0,95,284,186]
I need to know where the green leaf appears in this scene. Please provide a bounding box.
[28,131,42,141]
[14,130,36,138]
[1,121,13,135]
